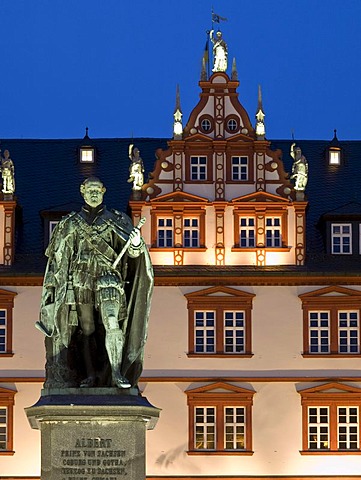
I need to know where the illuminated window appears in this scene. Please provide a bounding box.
[231,156,248,181]
[0,388,15,455]
[186,382,254,455]
[300,286,361,357]
[151,196,206,251]
[265,217,282,247]
[157,218,173,247]
[80,148,95,163]
[329,150,341,165]
[300,382,361,454]
[190,156,207,181]
[233,199,288,252]
[332,223,352,254]
[183,218,199,247]
[239,217,255,247]
[0,291,16,356]
[186,287,254,357]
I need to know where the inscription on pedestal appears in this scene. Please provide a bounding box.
[61,438,128,480]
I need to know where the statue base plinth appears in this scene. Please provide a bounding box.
[26,390,160,480]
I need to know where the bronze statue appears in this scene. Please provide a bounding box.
[37,177,153,390]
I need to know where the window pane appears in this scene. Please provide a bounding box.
[308,406,329,449]
[157,217,173,247]
[194,406,216,449]
[338,406,359,449]
[331,223,352,254]
[0,407,7,450]
[183,217,199,247]
[194,311,215,353]
[190,156,207,181]
[239,217,255,247]
[338,311,360,353]
[224,311,245,353]
[265,217,282,248]
[0,310,7,353]
[309,311,330,353]
[224,406,245,450]
[231,156,248,181]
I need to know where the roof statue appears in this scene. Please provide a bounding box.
[290,143,308,198]
[37,177,153,390]
[1,149,15,196]
[255,85,266,139]
[128,144,145,191]
[209,29,228,72]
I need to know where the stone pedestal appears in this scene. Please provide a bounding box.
[26,389,160,480]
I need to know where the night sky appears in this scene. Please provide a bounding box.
[1,0,361,141]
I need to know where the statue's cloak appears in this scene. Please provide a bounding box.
[40,207,153,387]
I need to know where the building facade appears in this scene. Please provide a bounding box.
[1,32,361,480]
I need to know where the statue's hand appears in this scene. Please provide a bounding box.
[129,227,141,248]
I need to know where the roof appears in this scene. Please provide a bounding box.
[1,136,361,276]
[271,139,361,267]
[1,137,168,254]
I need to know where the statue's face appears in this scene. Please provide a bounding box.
[81,180,106,208]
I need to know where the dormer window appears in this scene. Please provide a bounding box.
[80,147,95,163]
[329,149,341,165]
[327,130,342,166]
[79,128,96,164]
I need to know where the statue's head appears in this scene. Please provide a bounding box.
[216,30,222,38]
[80,176,106,208]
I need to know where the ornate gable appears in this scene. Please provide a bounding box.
[232,191,290,204]
[299,286,361,305]
[186,381,255,398]
[185,286,255,303]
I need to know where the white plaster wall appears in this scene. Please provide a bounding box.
[145,381,361,476]
[0,206,5,264]
[1,286,44,374]
[144,285,361,375]
[0,382,41,476]
[225,184,255,201]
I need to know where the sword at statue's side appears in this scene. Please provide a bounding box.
[112,216,146,269]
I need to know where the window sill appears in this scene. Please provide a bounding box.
[184,180,213,184]
[0,352,14,357]
[302,353,361,358]
[150,247,207,252]
[187,353,253,358]
[0,450,15,456]
[300,450,361,455]
[188,450,253,456]
[226,180,254,184]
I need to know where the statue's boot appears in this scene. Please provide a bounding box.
[105,328,131,389]
[80,334,96,388]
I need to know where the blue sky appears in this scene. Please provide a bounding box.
[1,0,361,140]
